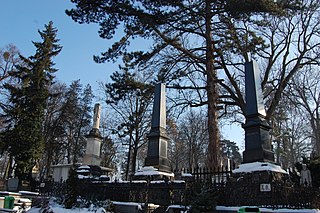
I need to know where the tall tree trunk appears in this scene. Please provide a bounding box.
[131,145,138,175]
[130,98,140,175]
[125,133,133,180]
[205,0,220,168]
[130,126,139,175]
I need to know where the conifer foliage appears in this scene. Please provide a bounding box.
[2,22,62,180]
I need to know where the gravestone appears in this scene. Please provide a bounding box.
[7,178,19,191]
[145,83,171,173]
[242,61,275,163]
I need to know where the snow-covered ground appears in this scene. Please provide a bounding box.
[26,204,320,213]
[217,206,320,213]
[27,205,107,213]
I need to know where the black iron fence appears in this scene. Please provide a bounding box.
[179,165,233,185]
[39,166,320,209]
[219,180,320,209]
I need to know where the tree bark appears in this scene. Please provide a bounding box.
[205,0,220,168]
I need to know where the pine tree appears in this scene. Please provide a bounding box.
[2,21,62,180]
[67,0,300,167]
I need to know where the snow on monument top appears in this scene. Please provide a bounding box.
[134,166,174,177]
[233,162,287,174]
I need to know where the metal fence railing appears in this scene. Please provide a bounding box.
[38,166,320,209]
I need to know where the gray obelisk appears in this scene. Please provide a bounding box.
[145,83,171,172]
[242,61,275,163]
[83,103,103,165]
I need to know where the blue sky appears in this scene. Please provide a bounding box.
[1,0,119,98]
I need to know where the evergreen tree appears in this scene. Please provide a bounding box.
[61,80,93,164]
[220,139,242,166]
[39,81,94,178]
[41,82,68,179]
[63,164,78,209]
[2,21,62,180]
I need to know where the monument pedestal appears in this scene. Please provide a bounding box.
[83,128,103,166]
[145,157,171,173]
[145,127,171,173]
[242,115,275,163]
[221,162,289,206]
[243,149,275,164]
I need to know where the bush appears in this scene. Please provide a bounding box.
[309,157,320,188]
[64,165,78,209]
[190,189,218,212]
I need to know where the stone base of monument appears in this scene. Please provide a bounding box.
[219,162,290,207]
[133,166,174,181]
[77,165,113,181]
[144,155,171,174]
[243,148,275,164]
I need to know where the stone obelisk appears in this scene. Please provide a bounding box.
[83,103,103,165]
[145,83,171,172]
[242,61,275,163]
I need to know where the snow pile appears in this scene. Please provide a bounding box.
[78,175,90,179]
[181,172,192,177]
[28,202,111,213]
[233,162,287,174]
[132,180,147,183]
[19,190,39,195]
[134,166,174,177]
[172,180,185,183]
[27,206,100,213]
[78,165,90,169]
[166,204,190,213]
[77,169,90,173]
[150,180,165,184]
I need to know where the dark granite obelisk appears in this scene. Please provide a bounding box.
[242,61,275,163]
[145,83,171,172]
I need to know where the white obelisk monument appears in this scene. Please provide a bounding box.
[83,103,103,165]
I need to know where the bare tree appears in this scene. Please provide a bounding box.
[0,44,21,83]
[220,0,320,124]
[104,70,153,179]
[168,109,208,170]
[289,66,320,156]
[271,102,312,169]
[99,109,117,170]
